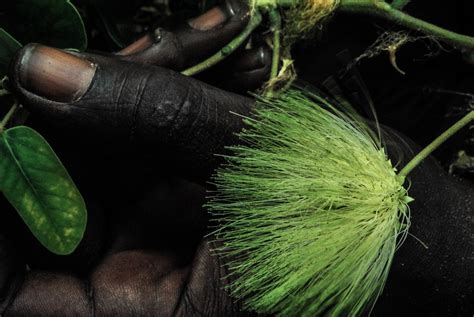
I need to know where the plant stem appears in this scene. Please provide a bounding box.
[263,8,282,98]
[0,101,18,134]
[268,8,282,81]
[0,89,11,97]
[398,111,474,178]
[339,0,474,52]
[390,0,410,10]
[257,0,293,6]
[182,11,263,76]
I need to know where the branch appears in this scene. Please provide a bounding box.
[339,0,474,52]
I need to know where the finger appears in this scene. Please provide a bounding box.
[6,251,190,316]
[225,46,272,93]
[9,44,254,181]
[174,240,244,316]
[5,242,240,316]
[91,250,190,316]
[116,0,250,71]
[6,271,91,316]
[1,180,208,316]
[232,46,270,72]
[198,45,272,94]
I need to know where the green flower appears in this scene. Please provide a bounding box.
[207,89,412,316]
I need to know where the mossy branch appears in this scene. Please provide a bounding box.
[339,0,474,52]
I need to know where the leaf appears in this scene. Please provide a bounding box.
[0,28,21,78]
[0,126,87,255]
[0,0,87,51]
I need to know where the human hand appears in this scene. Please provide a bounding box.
[1,0,473,315]
[1,1,268,316]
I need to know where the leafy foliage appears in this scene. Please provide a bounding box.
[0,126,87,255]
[0,0,87,51]
[0,28,21,78]
[208,89,412,316]
[0,0,88,254]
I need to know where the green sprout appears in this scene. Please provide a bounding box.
[207,89,473,316]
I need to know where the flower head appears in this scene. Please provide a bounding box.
[208,89,412,316]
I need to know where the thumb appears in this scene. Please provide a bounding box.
[8,44,253,180]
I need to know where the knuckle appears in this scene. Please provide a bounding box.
[175,241,239,317]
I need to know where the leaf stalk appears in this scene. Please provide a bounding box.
[0,101,18,134]
[0,89,10,97]
[182,11,263,76]
[268,8,282,82]
[399,111,474,178]
[339,0,474,52]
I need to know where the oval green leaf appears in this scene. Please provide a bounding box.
[0,28,21,78]
[0,126,87,255]
[1,0,87,51]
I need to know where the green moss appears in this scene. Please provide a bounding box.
[207,89,412,316]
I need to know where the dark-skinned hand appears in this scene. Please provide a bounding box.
[0,0,473,316]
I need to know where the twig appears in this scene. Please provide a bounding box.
[339,0,474,52]
[399,111,474,178]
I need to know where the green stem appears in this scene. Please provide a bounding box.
[390,0,410,10]
[398,111,474,178]
[339,0,474,52]
[0,89,11,97]
[263,8,282,98]
[257,0,293,6]
[182,11,263,76]
[268,8,282,81]
[0,101,19,134]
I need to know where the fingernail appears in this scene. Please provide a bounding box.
[188,6,230,31]
[258,47,268,67]
[17,44,96,103]
[224,0,247,17]
[117,34,153,55]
